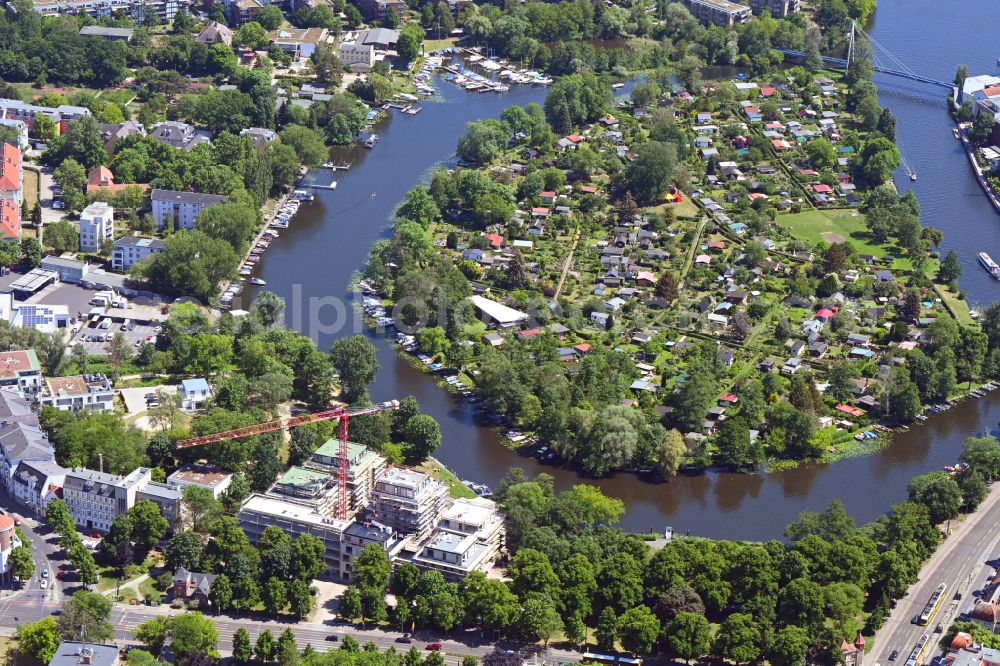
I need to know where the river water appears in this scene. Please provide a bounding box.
[246,0,1000,540]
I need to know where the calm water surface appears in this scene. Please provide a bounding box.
[248,0,1000,540]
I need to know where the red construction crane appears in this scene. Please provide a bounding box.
[178,399,401,520]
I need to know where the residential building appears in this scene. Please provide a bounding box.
[11,304,70,334]
[240,127,277,153]
[26,0,190,22]
[226,0,263,25]
[411,497,505,580]
[0,119,28,149]
[98,122,145,155]
[79,201,114,252]
[79,25,134,41]
[179,378,212,409]
[357,0,404,23]
[48,642,120,666]
[238,493,405,581]
[0,388,52,494]
[150,190,227,231]
[749,0,797,16]
[368,467,448,537]
[38,374,114,413]
[308,440,386,514]
[0,514,20,575]
[943,635,1000,666]
[11,459,65,514]
[267,465,339,515]
[959,75,1000,111]
[149,121,211,151]
[39,256,90,284]
[137,481,181,525]
[0,199,19,240]
[268,27,329,60]
[0,98,90,136]
[172,567,216,604]
[679,0,751,25]
[167,464,233,499]
[62,467,152,532]
[0,143,22,205]
[0,350,43,397]
[338,28,398,71]
[112,236,165,271]
[196,21,233,45]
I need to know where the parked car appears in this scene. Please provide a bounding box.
[425,644,441,652]
[55,571,66,579]
[52,200,65,209]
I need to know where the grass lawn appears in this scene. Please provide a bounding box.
[418,458,476,499]
[934,283,975,326]
[22,168,39,211]
[425,37,459,51]
[777,209,875,250]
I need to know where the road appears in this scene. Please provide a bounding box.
[0,598,579,665]
[873,482,1000,663]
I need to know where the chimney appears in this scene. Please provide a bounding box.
[98,454,103,474]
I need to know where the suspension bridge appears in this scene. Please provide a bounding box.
[779,21,956,91]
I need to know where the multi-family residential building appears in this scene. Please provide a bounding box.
[150,190,227,231]
[225,0,263,25]
[38,374,114,413]
[0,350,43,397]
[167,464,232,499]
[112,236,165,271]
[0,98,90,136]
[748,0,798,17]
[268,27,329,60]
[267,466,340,515]
[49,642,121,666]
[25,0,189,22]
[338,29,398,71]
[78,201,114,253]
[11,458,65,514]
[0,119,29,149]
[238,493,404,581]
[0,199,19,240]
[62,467,151,531]
[148,121,211,152]
[368,467,448,537]
[679,0,751,25]
[308,440,386,515]
[0,387,52,493]
[0,514,20,576]
[196,21,233,46]
[356,0,403,23]
[0,143,22,205]
[137,481,182,525]
[411,497,504,580]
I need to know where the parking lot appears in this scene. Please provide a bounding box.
[120,384,178,415]
[70,320,160,356]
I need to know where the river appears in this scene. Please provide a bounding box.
[244,0,1000,541]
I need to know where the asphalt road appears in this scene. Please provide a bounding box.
[873,482,1000,663]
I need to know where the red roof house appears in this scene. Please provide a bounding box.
[0,199,19,240]
[812,183,833,193]
[484,233,503,249]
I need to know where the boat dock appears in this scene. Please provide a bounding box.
[312,181,338,190]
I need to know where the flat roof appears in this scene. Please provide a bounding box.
[275,465,333,490]
[116,236,166,249]
[0,349,40,379]
[239,493,350,531]
[49,642,120,666]
[380,466,429,489]
[168,464,232,487]
[150,189,227,205]
[80,25,134,38]
[440,497,496,525]
[44,375,102,397]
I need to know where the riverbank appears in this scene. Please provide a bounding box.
[954,119,1000,218]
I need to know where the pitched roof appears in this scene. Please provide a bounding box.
[0,143,20,191]
[0,199,19,239]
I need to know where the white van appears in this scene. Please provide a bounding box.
[122,319,131,331]
[99,318,111,330]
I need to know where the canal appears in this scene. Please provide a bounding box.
[247,0,1000,540]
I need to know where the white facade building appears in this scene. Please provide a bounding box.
[62,467,151,532]
[79,202,114,253]
[150,190,226,231]
[38,374,114,413]
[112,236,165,271]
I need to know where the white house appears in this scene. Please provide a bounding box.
[38,374,114,413]
[78,201,114,253]
[112,236,165,271]
[179,378,212,410]
[150,190,227,231]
